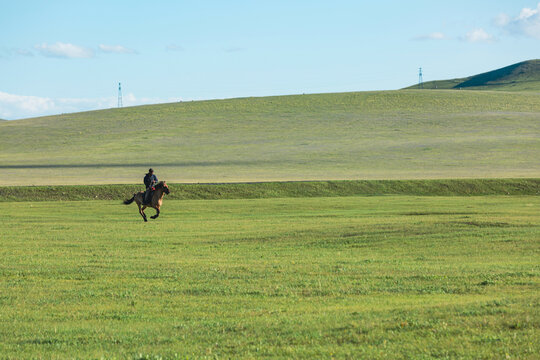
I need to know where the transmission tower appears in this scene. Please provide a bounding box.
[118,82,123,108]
[418,68,424,89]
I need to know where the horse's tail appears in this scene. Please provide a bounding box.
[123,195,135,205]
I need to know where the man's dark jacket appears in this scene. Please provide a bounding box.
[144,173,158,189]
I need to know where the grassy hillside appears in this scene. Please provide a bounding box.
[406,60,540,91]
[1,90,539,185]
[1,179,538,202]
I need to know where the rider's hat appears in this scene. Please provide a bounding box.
[148,168,154,173]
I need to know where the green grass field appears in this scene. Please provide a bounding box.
[1,71,539,358]
[1,195,538,358]
[1,90,539,185]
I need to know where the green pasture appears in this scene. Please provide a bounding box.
[1,195,538,358]
[1,90,539,185]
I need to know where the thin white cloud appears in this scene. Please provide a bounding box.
[98,44,137,54]
[518,5,539,20]
[413,32,447,41]
[34,42,94,58]
[166,44,184,51]
[496,2,540,39]
[16,48,34,57]
[0,91,181,120]
[0,47,34,58]
[494,13,510,27]
[463,28,494,43]
[0,92,55,118]
[223,46,245,53]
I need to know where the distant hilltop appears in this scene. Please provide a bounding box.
[405,59,540,91]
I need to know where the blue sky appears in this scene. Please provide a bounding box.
[1,0,539,119]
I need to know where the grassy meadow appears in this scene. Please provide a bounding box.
[1,82,539,358]
[1,90,539,185]
[0,195,538,358]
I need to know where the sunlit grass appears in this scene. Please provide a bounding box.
[0,196,538,358]
[1,90,539,185]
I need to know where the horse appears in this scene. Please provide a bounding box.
[123,181,170,222]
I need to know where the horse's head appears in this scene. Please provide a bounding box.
[156,181,170,194]
[163,181,170,194]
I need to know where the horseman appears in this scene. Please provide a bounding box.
[143,168,158,204]
[124,172,170,222]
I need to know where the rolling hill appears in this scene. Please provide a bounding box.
[406,59,540,91]
[0,90,539,185]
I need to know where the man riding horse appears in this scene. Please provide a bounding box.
[143,168,158,205]
[124,175,170,222]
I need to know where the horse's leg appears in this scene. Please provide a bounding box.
[140,205,148,222]
[150,207,160,219]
